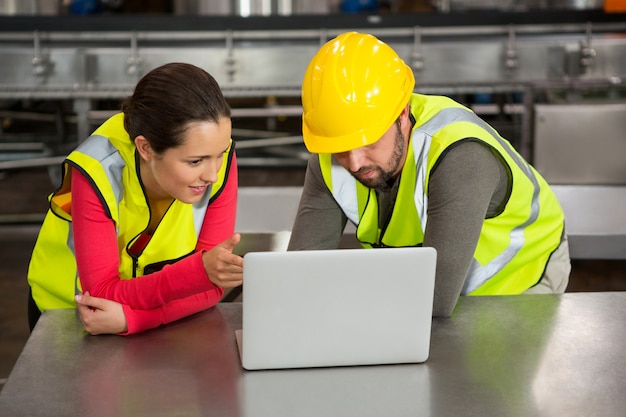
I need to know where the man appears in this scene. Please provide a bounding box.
[287,32,570,317]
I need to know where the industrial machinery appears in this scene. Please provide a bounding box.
[1,8,626,259]
[0,9,625,172]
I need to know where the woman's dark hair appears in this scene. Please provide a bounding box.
[121,62,231,154]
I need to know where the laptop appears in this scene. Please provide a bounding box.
[235,247,437,370]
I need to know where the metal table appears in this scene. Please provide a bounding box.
[1,292,625,417]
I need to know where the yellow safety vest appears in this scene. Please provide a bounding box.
[319,94,564,295]
[28,113,234,311]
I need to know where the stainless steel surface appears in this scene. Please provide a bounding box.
[0,0,59,15]
[447,0,604,11]
[1,23,625,97]
[533,102,626,185]
[548,0,604,9]
[552,185,626,259]
[234,186,359,253]
[236,186,301,233]
[241,363,429,416]
[174,0,232,15]
[1,14,625,170]
[173,0,333,16]
[235,185,626,258]
[0,156,65,170]
[1,11,625,248]
[0,292,624,416]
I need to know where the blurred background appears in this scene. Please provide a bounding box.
[1,0,626,389]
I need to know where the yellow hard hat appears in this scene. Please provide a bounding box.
[301,32,415,154]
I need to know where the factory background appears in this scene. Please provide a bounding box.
[1,0,625,388]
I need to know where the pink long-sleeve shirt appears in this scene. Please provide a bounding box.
[71,155,238,334]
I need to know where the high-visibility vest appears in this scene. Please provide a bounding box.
[28,113,235,311]
[319,94,564,295]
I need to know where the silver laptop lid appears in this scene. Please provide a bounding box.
[238,247,437,370]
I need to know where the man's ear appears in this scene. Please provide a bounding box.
[400,103,411,120]
[134,135,153,161]
[399,103,412,132]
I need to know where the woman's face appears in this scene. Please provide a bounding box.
[137,117,232,204]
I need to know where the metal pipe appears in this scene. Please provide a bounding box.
[0,156,65,170]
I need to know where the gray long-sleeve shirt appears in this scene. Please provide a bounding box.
[287,139,509,317]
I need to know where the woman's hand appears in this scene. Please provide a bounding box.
[75,292,128,335]
[202,233,244,288]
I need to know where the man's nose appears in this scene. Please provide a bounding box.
[345,148,366,172]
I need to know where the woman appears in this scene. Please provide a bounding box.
[27,62,243,335]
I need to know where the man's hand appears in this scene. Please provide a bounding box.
[75,292,128,335]
[202,233,244,288]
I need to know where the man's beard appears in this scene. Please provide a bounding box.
[351,123,405,190]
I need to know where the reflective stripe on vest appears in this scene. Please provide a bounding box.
[319,95,564,295]
[72,134,213,237]
[417,107,543,294]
